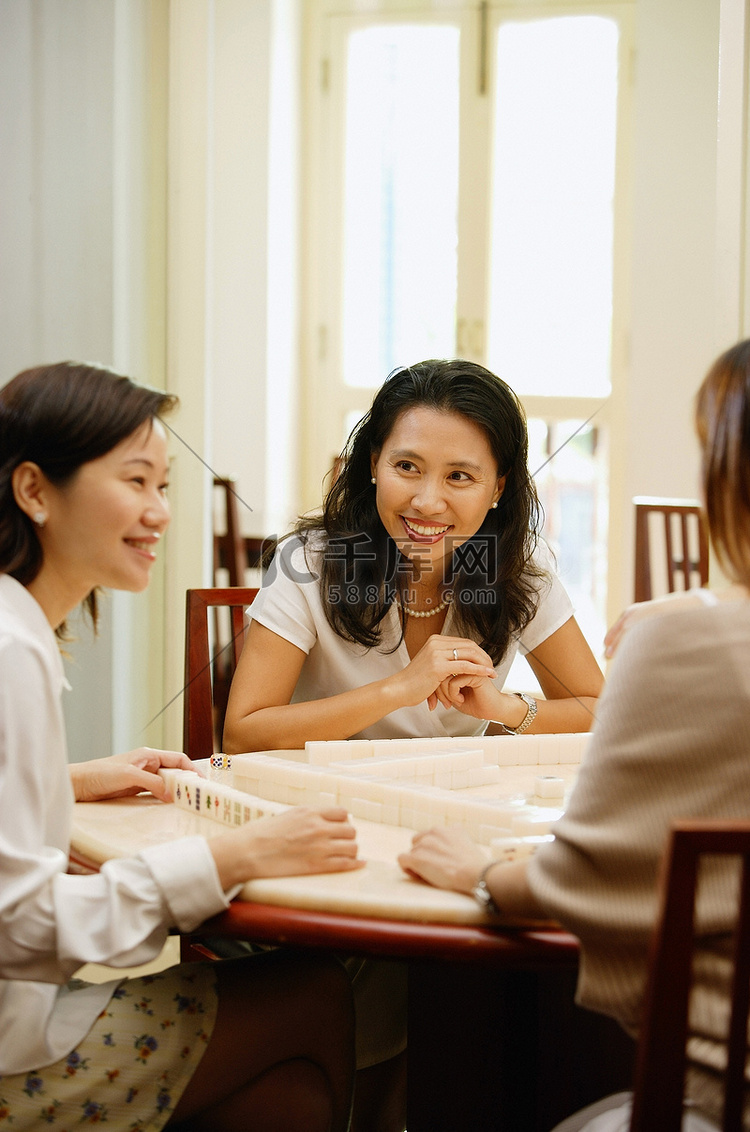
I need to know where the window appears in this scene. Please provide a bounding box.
[303,0,633,656]
[342,25,460,385]
[487,16,619,398]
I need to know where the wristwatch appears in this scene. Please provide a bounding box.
[490,692,538,736]
[471,861,502,915]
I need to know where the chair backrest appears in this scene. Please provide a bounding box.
[244,535,266,572]
[630,820,750,1132]
[183,587,259,760]
[213,476,248,587]
[213,476,270,582]
[633,497,709,602]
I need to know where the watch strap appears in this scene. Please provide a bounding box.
[489,693,538,736]
[472,861,502,915]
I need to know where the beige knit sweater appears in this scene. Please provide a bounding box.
[527,598,750,1122]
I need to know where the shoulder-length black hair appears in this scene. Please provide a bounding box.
[0,361,176,631]
[294,358,544,664]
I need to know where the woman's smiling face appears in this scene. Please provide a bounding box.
[37,419,171,602]
[370,406,505,575]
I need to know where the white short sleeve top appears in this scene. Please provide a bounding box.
[248,535,574,740]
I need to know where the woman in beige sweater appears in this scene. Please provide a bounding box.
[398,338,750,1131]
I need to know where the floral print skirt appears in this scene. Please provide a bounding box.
[0,963,218,1130]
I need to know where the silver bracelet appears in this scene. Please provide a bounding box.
[489,692,538,736]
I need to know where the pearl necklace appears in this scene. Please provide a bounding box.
[397,592,453,619]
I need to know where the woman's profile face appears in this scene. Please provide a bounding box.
[370,406,505,575]
[38,419,170,597]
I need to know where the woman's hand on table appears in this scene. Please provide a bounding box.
[399,828,547,921]
[69,748,194,803]
[210,807,364,889]
[398,827,488,896]
[388,634,495,712]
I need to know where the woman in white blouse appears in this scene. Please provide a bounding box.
[0,362,361,1132]
[224,359,603,754]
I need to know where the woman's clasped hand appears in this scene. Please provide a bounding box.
[400,632,535,731]
[389,632,496,711]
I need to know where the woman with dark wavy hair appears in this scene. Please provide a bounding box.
[0,362,359,1132]
[225,358,602,754]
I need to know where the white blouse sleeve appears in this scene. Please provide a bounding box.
[248,537,321,653]
[0,634,231,985]
[50,840,231,975]
[517,540,575,653]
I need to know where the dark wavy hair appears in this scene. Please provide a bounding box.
[0,362,176,633]
[695,339,750,586]
[293,358,544,664]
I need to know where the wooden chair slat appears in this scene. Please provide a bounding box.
[183,587,259,760]
[633,498,709,602]
[630,821,750,1132]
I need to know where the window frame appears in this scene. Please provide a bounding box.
[300,0,635,644]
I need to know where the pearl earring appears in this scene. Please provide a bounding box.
[33,512,47,527]
[371,477,376,485]
[491,501,498,510]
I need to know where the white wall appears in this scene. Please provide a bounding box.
[0,0,167,760]
[607,0,725,617]
[203,0,301,544]
[266,0,302,537]
[606,0,750,616]
[0,0,302,756]
[203,0,301,542]
[161,0,302,749]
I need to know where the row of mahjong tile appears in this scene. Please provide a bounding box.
[239,748,503,791]
[302,731,590,767]
[231,755,565,845]
[158,767,285,827]
[159,764,554,860]
[232,751,565,803]
[336,752,502,790]
[344,789,563,844]
[232,750,568,795]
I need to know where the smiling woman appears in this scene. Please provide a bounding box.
[223,358,604,757]
[221,357,603,1132]
[0,362,360,1132]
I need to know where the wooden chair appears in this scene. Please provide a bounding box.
[628,820,750,1131]
[633,497,709,602]
[213,476,268,584]
[212,478,269,731]
[213,476,248,587]
[183,586,259,760]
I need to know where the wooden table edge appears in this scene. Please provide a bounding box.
[68,847,579,968]
[194,901,581,967]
